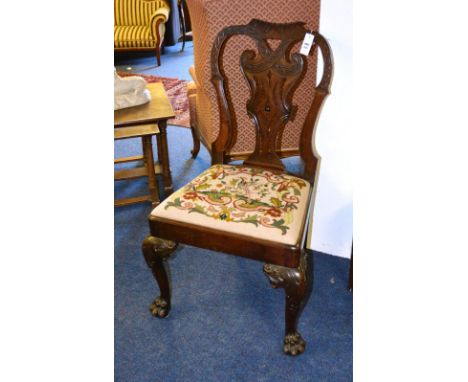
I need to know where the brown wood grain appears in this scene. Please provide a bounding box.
[114,83,175,127]
[114,195,153,207]
[114,124,159,140]
[149,215,303,268]
[114,155,145,164]
[114,163,162,181]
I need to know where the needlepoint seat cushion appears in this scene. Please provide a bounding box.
[151,164,311,245]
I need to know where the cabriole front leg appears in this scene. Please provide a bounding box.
[263,251,312,356]
[142,235,177,318]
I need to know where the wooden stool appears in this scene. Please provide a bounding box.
[114,124,162,207]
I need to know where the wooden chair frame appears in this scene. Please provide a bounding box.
[142,19,333,356]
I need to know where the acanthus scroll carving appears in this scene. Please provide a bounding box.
[142,236,177,268]
[263,252,308,295]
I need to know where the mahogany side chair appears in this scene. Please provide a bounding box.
[142,19,333,356]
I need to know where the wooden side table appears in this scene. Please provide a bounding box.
[114,82,175,207]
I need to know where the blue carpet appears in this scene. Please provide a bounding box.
[115,43,194,81]
[115,46,352,381]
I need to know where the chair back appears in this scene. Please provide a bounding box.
[186,0,321,159]
[114,0,167,26]
[211,19,333,184]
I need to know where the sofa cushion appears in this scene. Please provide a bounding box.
[115,0,168,26]
[151,164,311,246]
[114,25,154,48]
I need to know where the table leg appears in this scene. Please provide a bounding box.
[156,120,174,196]
[141,140,147,165]
[178,0,186,52]
[142,135,160,207]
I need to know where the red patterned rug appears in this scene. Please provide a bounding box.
[117,72,190,128]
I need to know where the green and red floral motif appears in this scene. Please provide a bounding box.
[164,165,308,235]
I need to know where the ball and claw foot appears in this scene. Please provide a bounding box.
[149,296,170,318]
[283,332,306,356]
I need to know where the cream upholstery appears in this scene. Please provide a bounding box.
[152,165,311,245]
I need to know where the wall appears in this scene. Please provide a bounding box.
[306,0,353,258]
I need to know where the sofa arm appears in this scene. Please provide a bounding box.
[187,80,197,97]
[187,83,198,130]
[189,65,203,92]
[189,65,198,83]
[149,5,170,42]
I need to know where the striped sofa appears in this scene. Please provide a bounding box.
[114,0,170,66]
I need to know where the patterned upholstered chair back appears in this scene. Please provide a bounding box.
[186,0,321,159]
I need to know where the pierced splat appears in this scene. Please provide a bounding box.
[240,37,305,170]
[211,19,333,182]
[264,38,282,52]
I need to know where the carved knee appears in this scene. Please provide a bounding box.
[142,235,177,318]
[142,236,177,267]
[263,252,311,356]
[263,253,309,299]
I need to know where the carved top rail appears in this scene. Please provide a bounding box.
[210,19,333,184]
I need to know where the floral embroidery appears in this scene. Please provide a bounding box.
[164,165,307,235]
[266,208,282,217]
[183,191,198,200]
